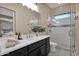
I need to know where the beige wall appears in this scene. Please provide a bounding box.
[37,4,52,34]
[50,4,71,15]
[74,3,79,56]
[37,4,51,27]
[0,3,39,34]
[0,3,51,34]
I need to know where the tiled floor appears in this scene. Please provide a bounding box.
[48,46,74,56]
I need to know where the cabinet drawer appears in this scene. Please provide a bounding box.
[28,39,45,52]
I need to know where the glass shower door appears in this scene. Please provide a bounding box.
[70,4,76,56]
[48,4,75,56]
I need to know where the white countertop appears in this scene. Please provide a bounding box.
[0,35,50,55]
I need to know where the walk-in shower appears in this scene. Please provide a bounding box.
[48,4,76,56]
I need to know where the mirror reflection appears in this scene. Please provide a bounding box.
[0,6,14,37]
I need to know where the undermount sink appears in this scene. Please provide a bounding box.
[1,37,20,48]
[5,39,19,48]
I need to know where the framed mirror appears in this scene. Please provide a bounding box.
[0,6,16,37]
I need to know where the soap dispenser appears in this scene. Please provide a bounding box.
[18,32,22,40]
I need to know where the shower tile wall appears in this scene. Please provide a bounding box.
[49,27,71,50]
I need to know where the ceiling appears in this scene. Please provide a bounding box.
[47,3,65,9]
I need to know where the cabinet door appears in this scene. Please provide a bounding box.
[28,39,45,52]
[46,38,50,55]
[40,45,46,56]
[47,42,50,55]
[29,48,40,56]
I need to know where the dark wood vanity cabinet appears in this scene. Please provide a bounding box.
[4,46,28,56]
[3,37,50,56]
[46,37,50,55]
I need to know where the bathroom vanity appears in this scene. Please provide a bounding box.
[1,35,50,56]
[0,6,50,56]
